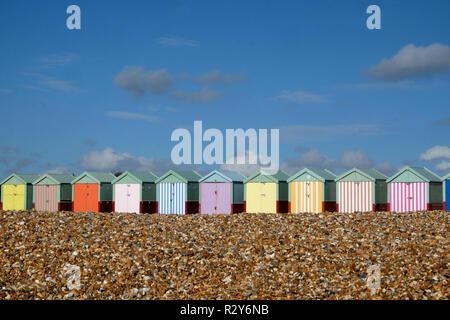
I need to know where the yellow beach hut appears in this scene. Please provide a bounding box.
[1,173,40,210]
[244,170,289,213]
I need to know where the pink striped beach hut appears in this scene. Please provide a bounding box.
[387,166,442,212]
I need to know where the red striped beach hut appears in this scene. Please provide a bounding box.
[32,174,74,212]
[387,166,442,212]
[335,168,388,213]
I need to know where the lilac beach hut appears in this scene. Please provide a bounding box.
[199,170,246,214]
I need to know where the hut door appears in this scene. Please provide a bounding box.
[259,183,276,213]
[127,184,140,214]
[408,182,426,212]
[159,183,185,214]
[15,185,25,210]
[339,181,372,213]
[3,185,25,210]
[35,185,57,212]
[159,183,176,214]
[215,183,231,214]
[405,183,412,212]
[3,185,15,210]
[245,183,261,213]
[74,184,99,213]
[391,182,426,212]
[114,184,128,213]
[200,182,214,214]
[259,183,266,213]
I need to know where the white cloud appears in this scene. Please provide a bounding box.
[437,117,450,126]
[83,139,97,147]
[40,79,79,93]
[365,43,450,81]
[47,167,72,174]
[156,36,199,47]
[280,124,383,142]
[0,88,12,94]
[0,146,36,174]
[107,111,160,123]
[78,148,136,172]
[436,161,450,171]
[171,87,221,103]
[36,53,79,68]
[419,145,450,161]
[281,148,334,174]
[374,161,396,176]
[339,81,421,90]
[77,148,185,175]
[193,70,247,85]
[220,150,262,176]
[339,150,373,169]
[275,90,327,104]
[280,147,393,176]
[114,66,173,96]
[419,145,450,173]
[22,73,80,93]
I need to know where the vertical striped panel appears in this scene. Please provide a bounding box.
[338,181,372,213]
[390,182,426,212]
[290,181,323,213]
[158,183,185,215]
[35,185,58,212]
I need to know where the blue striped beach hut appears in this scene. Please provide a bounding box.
[155,170,202,214]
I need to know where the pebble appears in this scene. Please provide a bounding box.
[0,210,448,300]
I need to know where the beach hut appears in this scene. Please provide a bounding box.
[387,166,442,212]
[288,168,337,213]
[443,173,450,211]
[335,168,388,213]
[0,174,40,211]
[156,170,202,214]
[199,170,246,214]
[32,174,74,212]
[71,172,115,213]
[112,171,158,214]
[244,170,289,213]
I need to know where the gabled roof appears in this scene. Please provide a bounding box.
[287,168,336,182]
[1,173,40,185]
[386,166,441,183]
[32,174,75,185]
[360,168,388,180]
[199,170,246,183]
[71,172,115,184]
[112,171,158,184]
[155,170,202,183]
[244,170,289,183]
[335,168,388,182]
[442,173,450,181]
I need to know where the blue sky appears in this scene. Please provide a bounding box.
[0,0,449,177]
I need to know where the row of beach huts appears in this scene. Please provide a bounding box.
[0,166,449,214]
